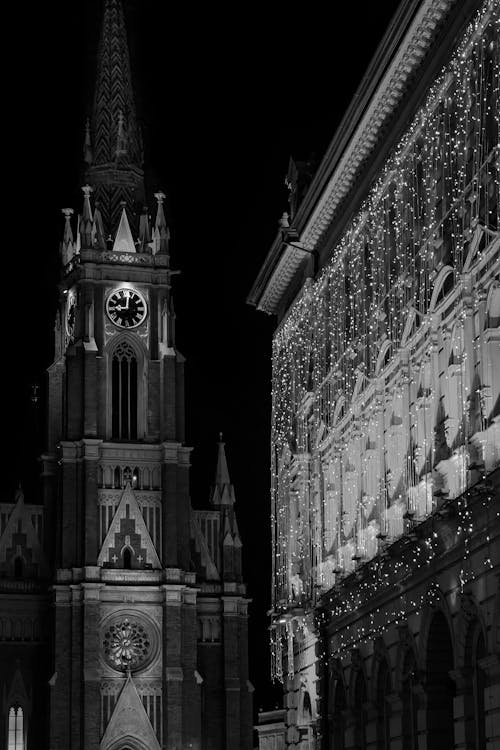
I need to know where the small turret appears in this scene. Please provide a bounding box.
[79,185,94,249]
[61,208,75,266]
[152,191,170,258]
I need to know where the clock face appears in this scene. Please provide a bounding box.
[106,287,147,329]
[65,292,76,339]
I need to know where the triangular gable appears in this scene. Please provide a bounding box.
[0,492,48,576]
[97,485,161,569]
[100,674,161,750]
[7,666,31,712]
[112,207,136,254]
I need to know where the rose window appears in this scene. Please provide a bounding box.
[103,618,151,672]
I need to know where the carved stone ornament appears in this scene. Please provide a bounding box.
[103,617,154,672]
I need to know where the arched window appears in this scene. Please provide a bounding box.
[401,651,419,750]
[122,548,132,570]
[8,705,24,750]
[353,671,367,750]
[426,611,455,750]
[464,620,487,749]
[331,680,346,750]
[302,691,312,722]
[376,661,391,750]
[112,341,138,441]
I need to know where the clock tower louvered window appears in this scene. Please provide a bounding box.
[112,341,138,440]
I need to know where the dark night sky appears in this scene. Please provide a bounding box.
[3,0,401,712]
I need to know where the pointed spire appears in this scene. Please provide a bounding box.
[91,0,141,167]
[79,185,94,249]
[85,0,144,236]
[83,118,93,165]
[216,433,230,486]
[209,435,236,506]
[112,203,136,254]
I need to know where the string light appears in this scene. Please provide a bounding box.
[269,1,499,681]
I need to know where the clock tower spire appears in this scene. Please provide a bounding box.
[85,0,144,236]
[39,2,253,749]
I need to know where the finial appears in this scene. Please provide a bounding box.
[153,191,170,257]
[279,212,290,228]
[219,431,224,442]
[83,118,93,165]
[61,208,74,242]
[80,186,94,249]
[61,208,75,265]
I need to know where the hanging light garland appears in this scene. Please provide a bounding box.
[270,1,499,681]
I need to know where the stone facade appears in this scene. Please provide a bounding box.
[0,1,252,748]
[250,0,499,747]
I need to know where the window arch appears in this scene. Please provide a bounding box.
[122,547,133,570]
[401,650,419,750]
[353,671,367,750]
[8,705,24,750]
[376,660,391,750]
[429,266,454,311]
[426,611,455,750]
[330,678,346,750]
[111,341,138,440]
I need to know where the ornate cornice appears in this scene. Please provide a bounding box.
[249,0,482,315]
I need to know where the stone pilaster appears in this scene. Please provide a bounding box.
[82,584,102,750]
[50,586,72,750]
[222,596,242,750]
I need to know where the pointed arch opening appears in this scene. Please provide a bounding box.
[112,341,138,440]
[330,678,346,750]
[353,671,367,750]
[401,650,419,750]
[376,660,391,750]
[122,547,133,570]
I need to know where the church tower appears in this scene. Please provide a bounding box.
[27,1,252,748]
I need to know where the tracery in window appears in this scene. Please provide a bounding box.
[112,341,138,440]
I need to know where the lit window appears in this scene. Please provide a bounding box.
[8,706,24,750]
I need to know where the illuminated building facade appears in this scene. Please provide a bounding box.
[0,2,252,749]
[249,0,499,747]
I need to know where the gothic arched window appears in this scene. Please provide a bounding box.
[8,705,24,750]
[112,342,138,441]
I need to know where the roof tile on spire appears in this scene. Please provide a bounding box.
[85,0,144,237]
[91,0,141,167]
